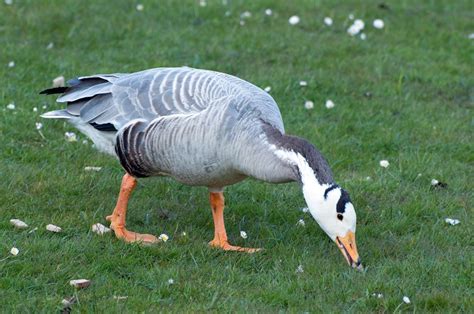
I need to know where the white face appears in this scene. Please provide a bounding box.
[304,186,357,241]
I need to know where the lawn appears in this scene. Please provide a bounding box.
[1,0,472,312]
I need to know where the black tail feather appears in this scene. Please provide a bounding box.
[39,87,69,95]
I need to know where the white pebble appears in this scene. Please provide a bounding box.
[6,103,15,110]
[167,278,174,284]
[299,80,308,87]
[360,33,367,40]
[65,131,77,142]
[296,219,305,227]
[10,247,19,256]
[8,61,15,68]
[35,122,43,130]
[199,0,206,7]
[295,264,304,273]
[33,107,38,112]
[91,223,111,235]
[324,17,333,26]
[265,9,272,16]
[379,160,389,168]
[46,42,54,49]
[159,233,169,242]
[373,19,384,29]
[304,100,314,110]
[403,296,411,304]
[445,218,460,226]
[136,4,144,11]
[70,279,91,289]
[288,15,300,25]
[325,99,335,109]
[240,11,251,19]
[264,86,271,92]
[5,0,13,5]
[240,230,248,239]
[10,219,28,229]
[46,224,62,233]
[430,179,439,186]
[84,166,102,172]
[52,76,65,88]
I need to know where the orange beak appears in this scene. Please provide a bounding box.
[336,231,363,270]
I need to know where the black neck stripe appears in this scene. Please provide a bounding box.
[324,184,339,199]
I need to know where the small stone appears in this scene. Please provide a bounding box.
[8,61,15,68]
[379,160,389,168]
[46,224,62,233]
[430,179,439,186]
[373,19,384,29]
[299,80,308,87]
[304,100,314,110]
[136,4,144,11]
[264,86,271,92]
[325,99,335,109]
[167,278,174,285]
[52,76,65,88]
[65,132,77,142]
[240,230,248,239]
[10,219,28,229]
[69,279,91,289]
[324,17,333,26]
[288,15,300,25]
[265,9,272,16]
[403,296,411,304]
[91,223,111,235]
[6,103,15,110]
[295,264,304,273]
[296,219,305,227]
[10,247,19,256]
[159,233,169,242]
[84,166,102,172]
[445,218,460,226]
[35,122,43,130]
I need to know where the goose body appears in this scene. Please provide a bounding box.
[42,67,361,268]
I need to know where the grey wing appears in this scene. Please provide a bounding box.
[56,67,227,131]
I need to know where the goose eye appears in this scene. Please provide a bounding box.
[337,214,343,221]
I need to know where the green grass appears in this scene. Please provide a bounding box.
[1,0,472,312]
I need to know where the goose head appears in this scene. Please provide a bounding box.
[274,145,362,269]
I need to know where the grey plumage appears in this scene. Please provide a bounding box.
[42,67,333,189]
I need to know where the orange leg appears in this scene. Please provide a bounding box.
[106,173,158,244]
[208,192,261,253]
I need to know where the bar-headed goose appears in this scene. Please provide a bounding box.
[41,67,362,268]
